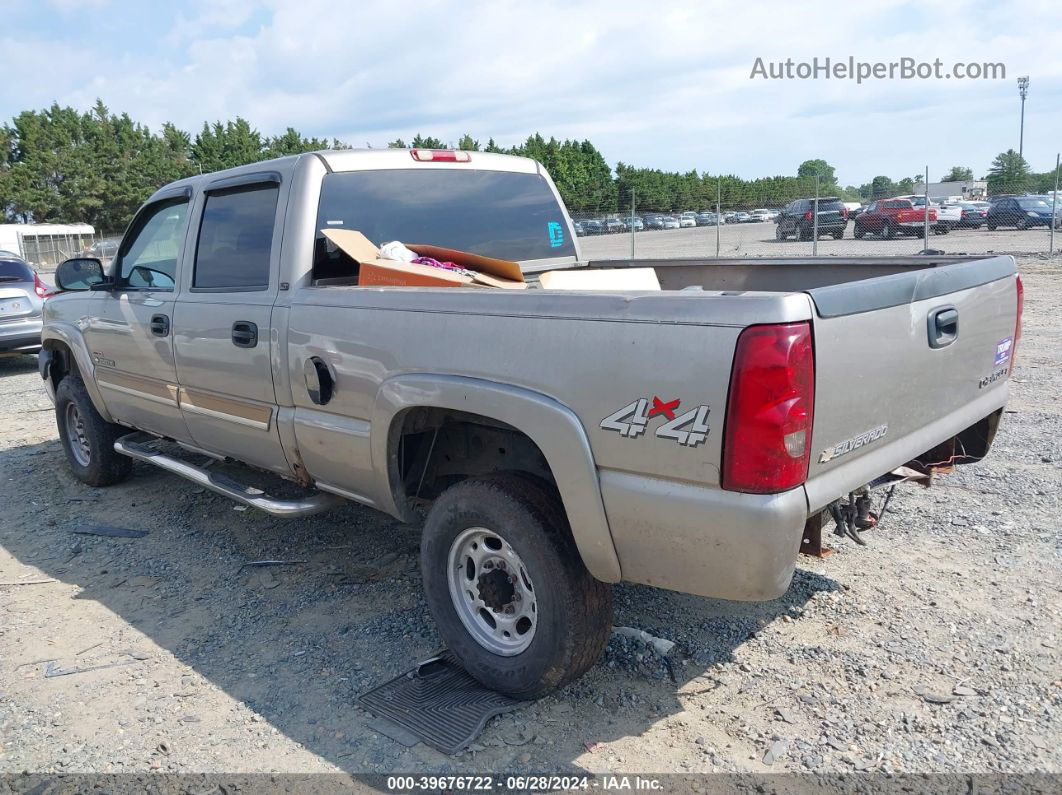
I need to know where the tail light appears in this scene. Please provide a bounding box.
[410,149,471,163]
[803,211,813,221]
[841,208,849,219]
[1009,275,1023,375]
[33,273,53,299]
[722,322,815,493]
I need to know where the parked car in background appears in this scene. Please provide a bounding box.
[572,220,586,237]
[661,215,681,229]
[582,220,605,235]
[622,216,644,232]
[749,209,772,222]
[775,197,849,240]
[722,211,736,223]
[0,253,51,356]
[695,212,720,226]
[603,217,625,234]
[82,237,122,267]
[986,196,1056,230]
[644,214,665,230]
[731,212,750,223]
[955,202,988,229]
[853,199,936,239]
[931,203,962,233]
[678,212,697,228]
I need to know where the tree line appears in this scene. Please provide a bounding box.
[2,101,1058,232]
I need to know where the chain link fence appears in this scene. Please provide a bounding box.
[571,155,1061,262]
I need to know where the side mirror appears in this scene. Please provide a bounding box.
[54,257,107,292]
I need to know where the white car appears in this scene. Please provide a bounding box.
[661,216,681,229]
[679,212,697,228]
[749,209,772,223]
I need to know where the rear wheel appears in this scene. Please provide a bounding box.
[775,223,786,241]
[853,225,865,239]
[881,220,895,239]
[55,375,132,487]
[421,475,612,699]
[987,221,997,230]
[831,230,844,239]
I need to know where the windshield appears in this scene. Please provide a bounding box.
[1017,198,1050,210]
[314,169,576,273]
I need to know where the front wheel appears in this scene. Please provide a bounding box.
[55,375,132,487]
[421,475,612,699]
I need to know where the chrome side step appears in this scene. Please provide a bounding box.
[114,432,343,518]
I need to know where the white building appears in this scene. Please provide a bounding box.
[0,223,96,267]
[911,180,988,202]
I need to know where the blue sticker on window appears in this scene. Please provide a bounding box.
[547,221,564,248]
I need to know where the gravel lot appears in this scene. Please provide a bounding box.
[0,254,1059,778]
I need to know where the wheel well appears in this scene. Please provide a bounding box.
[389,408,556,520]
[42,340,78,392]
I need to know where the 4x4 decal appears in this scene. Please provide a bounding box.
[600,397,710,447]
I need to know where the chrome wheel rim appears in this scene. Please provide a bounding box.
[65,403,91,467]
[447,527,537,656]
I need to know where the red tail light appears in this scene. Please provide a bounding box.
[841,208,849,219]
[33,273,53,299]
[1009,275,1023,375]
[803,211,813,221]
[722,322,815,493]
[410,149,471,163]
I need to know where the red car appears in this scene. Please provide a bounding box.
[853,198,937,239]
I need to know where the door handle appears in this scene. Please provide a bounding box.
[149,314,170,337]
[927,306,958,349]
[231,321,258,349]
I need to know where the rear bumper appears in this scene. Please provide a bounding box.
[0,318,43,354]
[600,469,808,601]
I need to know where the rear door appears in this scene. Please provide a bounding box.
[803,257,1018,507]
[172,172,289,474]
[814,198,843,226]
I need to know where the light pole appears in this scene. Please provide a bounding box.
[1017,76,1029,159]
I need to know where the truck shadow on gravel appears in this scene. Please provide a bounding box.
[0,436,835,774]
[0,355,39,377]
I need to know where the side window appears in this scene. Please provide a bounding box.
[116,198,189,290]
[193,183,279,291]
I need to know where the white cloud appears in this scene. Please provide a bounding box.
[7,0,1062,182]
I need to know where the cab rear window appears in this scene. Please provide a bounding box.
[313,169,575,280]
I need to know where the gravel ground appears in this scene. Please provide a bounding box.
[0,255,1058,777]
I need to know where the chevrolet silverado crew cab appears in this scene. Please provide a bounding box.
[40,149,1021,698]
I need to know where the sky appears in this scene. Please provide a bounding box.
[3,0,1061,187]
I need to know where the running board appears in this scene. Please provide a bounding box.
[114,432,343,518]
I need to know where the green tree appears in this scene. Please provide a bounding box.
[410,134,446,149]
[387,138,407,149]
[941,166,974,182]
[456,134,480,151]
[987,149,1031,195]
[797,159,836,185]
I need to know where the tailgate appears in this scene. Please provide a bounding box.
[803,256,1017,509]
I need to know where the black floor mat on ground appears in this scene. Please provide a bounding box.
[358,651,522,755]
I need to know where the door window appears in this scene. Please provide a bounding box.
[115,198,189,290]
[193,183,279,291]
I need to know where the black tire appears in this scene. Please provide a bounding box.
[831,230,844,240]
[987,221,997,231]
[775,223,786,241]
[55,375,132,487]
[881,220,895,239]
[853,225,865,239]
[797,223,811,241]
[421,475,612,699]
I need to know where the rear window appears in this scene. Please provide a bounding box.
[313,168,575,279]
[0,259,33,282]
[816,199,844,210]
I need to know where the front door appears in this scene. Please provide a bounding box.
[172,175,288,474]
[84,193,192,442]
